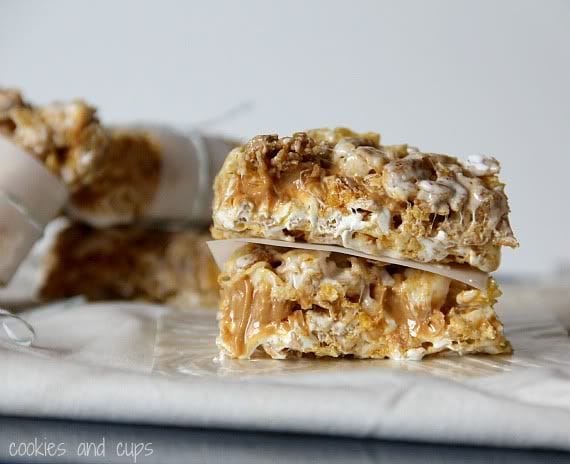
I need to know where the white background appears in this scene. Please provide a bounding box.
[1,0,568,275]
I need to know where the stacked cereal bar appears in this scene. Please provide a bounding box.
[211,128,517,359]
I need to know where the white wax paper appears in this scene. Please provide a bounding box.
[0,291,568,451]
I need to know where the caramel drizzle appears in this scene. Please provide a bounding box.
[223,276,292,358]
[385,271,450,340]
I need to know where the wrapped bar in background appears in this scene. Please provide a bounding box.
[0,88,237,227]
[0,219,219,310]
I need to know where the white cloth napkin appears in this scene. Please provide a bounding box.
[0,298,569,451]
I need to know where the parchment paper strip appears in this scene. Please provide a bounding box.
[207,238,490,290]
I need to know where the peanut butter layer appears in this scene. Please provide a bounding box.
[217,244,512,360]
[40,223,218,309]
[212,128,517,272]
[0,88,161,219]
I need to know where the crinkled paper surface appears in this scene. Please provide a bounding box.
[0,288,569,451]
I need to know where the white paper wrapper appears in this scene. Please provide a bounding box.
[0,136,67,284]
[69,126,236,227]
[0,135,67,226]
[0,196,42,286]
[0,218,66,301]
[207,238,490,290]
[146,127,234,223]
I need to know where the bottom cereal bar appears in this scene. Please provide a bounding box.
[217,244,511,360]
